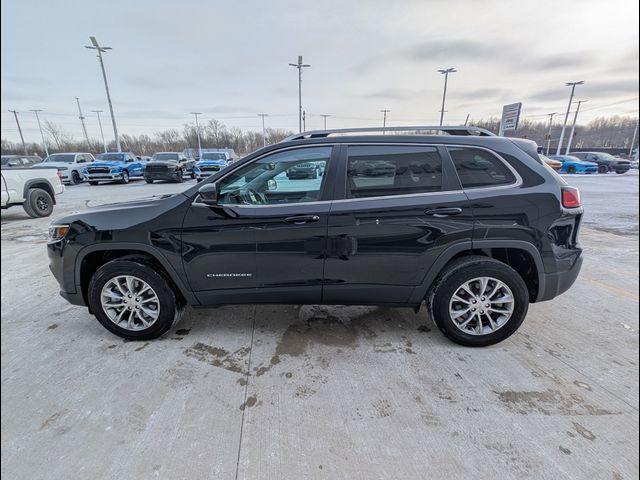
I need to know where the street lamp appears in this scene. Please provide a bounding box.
[29,109,49,157]
[288,56,311,133]
[92,110,107,152]
[85,36,121,152]
[258,113,268,147]
[438,68,457,126]
[556,81,584,155]
[8,110,27,154]
[380,109,390,134]
[190,112,203,158]
[566,100,587,155]
[545,112,558,156]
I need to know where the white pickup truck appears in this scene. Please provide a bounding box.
[1,168,64,217]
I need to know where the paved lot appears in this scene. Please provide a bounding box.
[1,172,638,479]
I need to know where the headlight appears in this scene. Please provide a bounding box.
[48,224,70,241]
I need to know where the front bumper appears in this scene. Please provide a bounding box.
[85,172,125,181]
[145,170,181,181]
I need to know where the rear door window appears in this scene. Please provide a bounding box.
[346,145,443,198]
[448,147,516,188]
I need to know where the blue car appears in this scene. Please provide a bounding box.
[83,152,146,185]
[193,152,230,181]
[549,155,598,174]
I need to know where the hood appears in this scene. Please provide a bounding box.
[146,161,179,167]
[196,160,227,166]
[88,161,125,168]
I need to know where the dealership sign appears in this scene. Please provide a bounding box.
[499,102,522,135]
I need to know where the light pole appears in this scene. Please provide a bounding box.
[565,100,587,155]
[288,56,311,133]
[75,97,91,149]
[92,110,107,152]
[380,109,390,134]
[630,119,639,159]
[85,36,121,152]
[438,68,456,126]
[191,112,202,158]
[545,112,558,156]
[29,109,49,157]
[320,114,331,129]
[258,113,268,147]
[556,81,584,155]
[9,110,27,154]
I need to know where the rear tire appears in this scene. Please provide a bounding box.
[567,165,577,174]
[598,165,609,174]
[175,169,184,183]
[145,178,154,184]
[615,170,627,174]
[88,259,179,340]
[89,181,99,186]
[429,256,529,347]
[22,188,54,218]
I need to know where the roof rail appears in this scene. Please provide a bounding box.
[281,125,496,142]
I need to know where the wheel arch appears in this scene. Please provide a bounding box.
[23,179,56,205]
[410,240,545,305]
[75,243,199,308]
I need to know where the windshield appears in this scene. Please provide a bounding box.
[152,153,179,162]
[202,153,227,161]
[45,154,75,163]
[597,153,617,161]
[1,156,14,165]
[96,153,125,162]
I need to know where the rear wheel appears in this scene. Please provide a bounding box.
[429,256,529,347]
[88,259,180,340]
[567,165,577,174]
[89,181,99,186]
[615,170,627,174]
[22,188,54,218]
[175,169,184,183]
[119,170,130,184]
[145,178,154,184]
[598,165,609,174]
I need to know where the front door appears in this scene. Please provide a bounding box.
[323,143,475,304]
[183,145,335,305]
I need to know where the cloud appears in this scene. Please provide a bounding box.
[526,78,639,102]
[406,39,503,61]
[363,88,427,100]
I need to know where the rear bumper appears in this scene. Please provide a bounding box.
[537,253,583,302]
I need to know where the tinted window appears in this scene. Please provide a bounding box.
[217,147,331,205]
[45,154,76,163]
[202,153,227,161]
[346,145,442,198]
[449,147,516,188]
[152,153,179,162]
[96,153,125,162]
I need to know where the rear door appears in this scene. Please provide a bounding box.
[323,143,474,304]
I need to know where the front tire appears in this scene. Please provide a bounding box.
[119,170,130,184]
[22,188,54,218]
[71,171,82,184]
[429,256,529,347]
[145,178,154,184]
[567,165,577,174]
[88,259,179,340]
[175,169,184,183]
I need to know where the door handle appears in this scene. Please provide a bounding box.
[284,215,321,225]
[425,207,463,218]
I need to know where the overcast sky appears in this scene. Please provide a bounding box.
[1,0,638,143]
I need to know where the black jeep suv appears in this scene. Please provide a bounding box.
[47,126,584,346]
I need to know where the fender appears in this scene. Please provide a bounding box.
[407,239,545,304]
[74,242,200,306]
[23,178,57,205]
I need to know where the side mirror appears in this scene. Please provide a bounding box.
[198,183,218,205]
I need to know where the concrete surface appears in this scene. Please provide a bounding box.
[1,172,638,480]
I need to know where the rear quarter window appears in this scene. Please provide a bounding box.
[448,147,516,189]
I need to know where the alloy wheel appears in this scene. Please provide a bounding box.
[100,275,160,331]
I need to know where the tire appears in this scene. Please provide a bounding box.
[175,169,184,183]
[89,181,99,186]
[22,188,54,218]
[615,170,627,174]
[567,165,577,174]
[71,171,82,185]
[145,178,154,184]
[429,256,529,347]
[190,171,196,179]
[598,165,609,174]
[88,259,180,340]
[119,170,130,184]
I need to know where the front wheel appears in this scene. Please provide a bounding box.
[145,178,154,184]
[598,165,609,174]
[119,170,130,184]
[567,165,577,174]
[615,170,627,174]
[429,256,529,347]
[174,169,184,183]
[88,259,180,340]
[89,181,99,186]
[71,171,82,185]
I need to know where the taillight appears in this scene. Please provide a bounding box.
[56,170,63,179]
[562,187,581,208]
